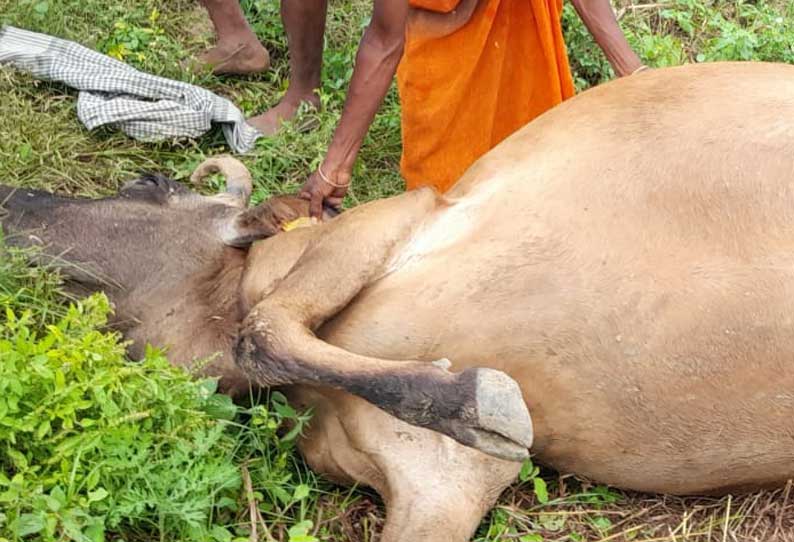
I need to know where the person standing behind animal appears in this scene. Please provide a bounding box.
[194,0,643,215]
[398,0,645,193]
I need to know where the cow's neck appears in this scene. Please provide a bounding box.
[114,247,251,394]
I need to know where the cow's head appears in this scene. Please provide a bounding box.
[1,156,314,290]
[0,156,325,393]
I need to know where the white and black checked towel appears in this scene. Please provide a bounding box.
[0,26,262,153]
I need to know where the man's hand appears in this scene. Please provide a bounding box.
[299,165,351,219]
[299,0,408,220]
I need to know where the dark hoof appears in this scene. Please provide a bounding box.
[419,364,533,462]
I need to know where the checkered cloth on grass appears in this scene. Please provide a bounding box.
[0,25,261,153]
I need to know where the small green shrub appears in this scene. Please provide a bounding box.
[1,293,237,541]
[0,245,317,542]
[96,10,167,65]
[563,0,794,91]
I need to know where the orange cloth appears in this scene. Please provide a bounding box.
[397,0,576,193]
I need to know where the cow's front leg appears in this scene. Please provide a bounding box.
[235,188,533,462]
[290,388,522,542]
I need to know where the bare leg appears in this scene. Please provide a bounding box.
[247,0,326,135]
[199,0,270,75]
[235,189,534,460]
[292,388,521,542]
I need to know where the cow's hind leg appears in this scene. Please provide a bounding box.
[235,188,533,461]
[290,388,521,542]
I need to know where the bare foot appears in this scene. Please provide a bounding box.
[198,39,270,76]
[247,92,321,136]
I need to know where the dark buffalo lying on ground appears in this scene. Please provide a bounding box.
[3,62,794,541]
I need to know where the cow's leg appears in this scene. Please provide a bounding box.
[290,388,520,541]
[235,188,533,461]
[378,440,519,542]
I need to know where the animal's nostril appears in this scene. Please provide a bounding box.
[233,334,249,359]
[233,332,260,369]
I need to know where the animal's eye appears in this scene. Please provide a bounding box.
[119,175,189,202]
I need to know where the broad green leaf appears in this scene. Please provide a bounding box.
[288,520,319,542]
[88,488,109,503]
[519,459,534,482]
[210,525,233,542]
[33,1,48,15]
[201,394,237,421]
[590,516,613,533]
[292,484,311,501]
[533,477,549,504]
[36,419,51,439]
[85,522,105,542]
[15,513,46,537]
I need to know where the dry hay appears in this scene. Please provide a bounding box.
[493,476,794,542]
[292,478,794,542]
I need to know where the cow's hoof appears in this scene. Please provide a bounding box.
[469,368,533,462]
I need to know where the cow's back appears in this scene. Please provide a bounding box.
[320,62,794,494]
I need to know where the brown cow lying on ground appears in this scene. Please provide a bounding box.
[3,62,794,541]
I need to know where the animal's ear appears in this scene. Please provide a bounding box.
[220,195,316,248]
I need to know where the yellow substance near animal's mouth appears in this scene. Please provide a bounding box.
[281,217,314,232]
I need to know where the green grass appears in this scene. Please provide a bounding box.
[0,0,404,204]
[2,0,794,540]
[0,246,361,542]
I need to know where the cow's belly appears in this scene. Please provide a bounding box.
[320,228,794,494]
[319,62,794,493]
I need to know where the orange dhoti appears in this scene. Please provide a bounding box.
[397,0,576,193]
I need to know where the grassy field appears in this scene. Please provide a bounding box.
[2,0,794,540]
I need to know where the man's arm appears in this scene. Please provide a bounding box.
[300,0,409,218]
[569,0,644,77]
